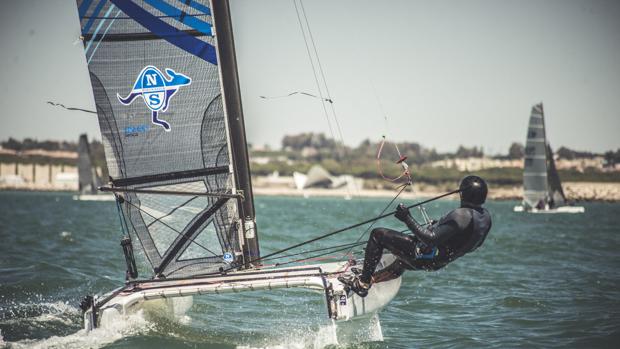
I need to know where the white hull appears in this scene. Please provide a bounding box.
[73,194,116,201]
[513,205,585,213]
[84,255,402,331]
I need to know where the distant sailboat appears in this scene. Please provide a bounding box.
[72,134,114,201]
[75,0,401,334]
[514,103,584,213]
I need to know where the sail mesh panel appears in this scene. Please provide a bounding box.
[523,104,548,208]
[546,145,566,206]
[77,0,242,277]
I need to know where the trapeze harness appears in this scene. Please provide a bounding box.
[360,204,492,284]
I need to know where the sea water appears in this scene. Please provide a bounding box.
[0,191,618,348]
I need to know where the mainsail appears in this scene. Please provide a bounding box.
[77,134,99,195]
[546,144,566,206]
[522,103,549,209]
[76,0,259,278]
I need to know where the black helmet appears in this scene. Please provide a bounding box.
[459,175,488,206]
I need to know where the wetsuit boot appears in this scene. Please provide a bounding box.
[338,275,370,297]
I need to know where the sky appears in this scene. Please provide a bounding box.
[0,0,619,154]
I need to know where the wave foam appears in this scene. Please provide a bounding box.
[4,310,152,349]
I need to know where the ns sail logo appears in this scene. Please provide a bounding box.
[117,66,191,132]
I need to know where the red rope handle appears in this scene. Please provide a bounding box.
[376,136,408,182]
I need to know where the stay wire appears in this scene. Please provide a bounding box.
[352,182,409,245]
[292,0,335,141]
[295,0,359,199]
[260,240,367,263]
[46,101,96,114]
[299,0,346,147]
[273,242,366,268]
[259,91,332,103]
[221,187,463,274]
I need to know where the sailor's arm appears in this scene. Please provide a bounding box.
[394,204,469,245]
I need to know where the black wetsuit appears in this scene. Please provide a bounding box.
[360,204,492,284]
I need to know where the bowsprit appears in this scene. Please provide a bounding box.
[117,66,192,131]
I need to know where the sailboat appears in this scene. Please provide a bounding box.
[72,134,115,201]
[75,0,401,332]
[513,103,584,213]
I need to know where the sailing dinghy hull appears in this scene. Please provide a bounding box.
[84,256,401,331]
[513,205,585,213]
[72,194,116,202]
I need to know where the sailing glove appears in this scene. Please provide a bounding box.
[394,203,412,222]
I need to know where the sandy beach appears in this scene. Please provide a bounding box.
[2,180,619,202]
[253,182,620,202]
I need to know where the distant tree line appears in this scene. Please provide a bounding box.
[1,137,78,152]
[252,133,620,185]
[280,133,489,164]
[2,135,617,179]
[282,133,338,151]
[556,146,600,160]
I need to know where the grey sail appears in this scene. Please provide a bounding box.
[304,165,333,189]
[546,144,566,206]
[76,0,259,278]
[77,134,99,195]
[522,103,548,209]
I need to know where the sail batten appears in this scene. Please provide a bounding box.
[77,0,257,278]
[111,166,229,187]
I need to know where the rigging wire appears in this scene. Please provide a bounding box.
[352,182,409,245]
[260,240,367,263]
[291,0,360,200]
[369,79,411,183]
[46,101,97,114]
[292,0,336,141]
[221,187,463,274]
[298,0,347,147]
[272,242,363,267]
[259,91,333,103]
[263,217,433,268]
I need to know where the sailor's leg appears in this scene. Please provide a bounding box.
[371,259,409,283]
[360,227,417,284]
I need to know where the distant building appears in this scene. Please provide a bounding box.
[301,146,319,158]
[554,157,605,172]
[429,156,613,172]
[430,157,522,171]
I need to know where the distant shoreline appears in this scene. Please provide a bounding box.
[253,182,620,202]
[2,181,618,202]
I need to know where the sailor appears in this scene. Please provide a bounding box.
[340,175,492,297]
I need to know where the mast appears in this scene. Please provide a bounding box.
[212,0,260,265]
